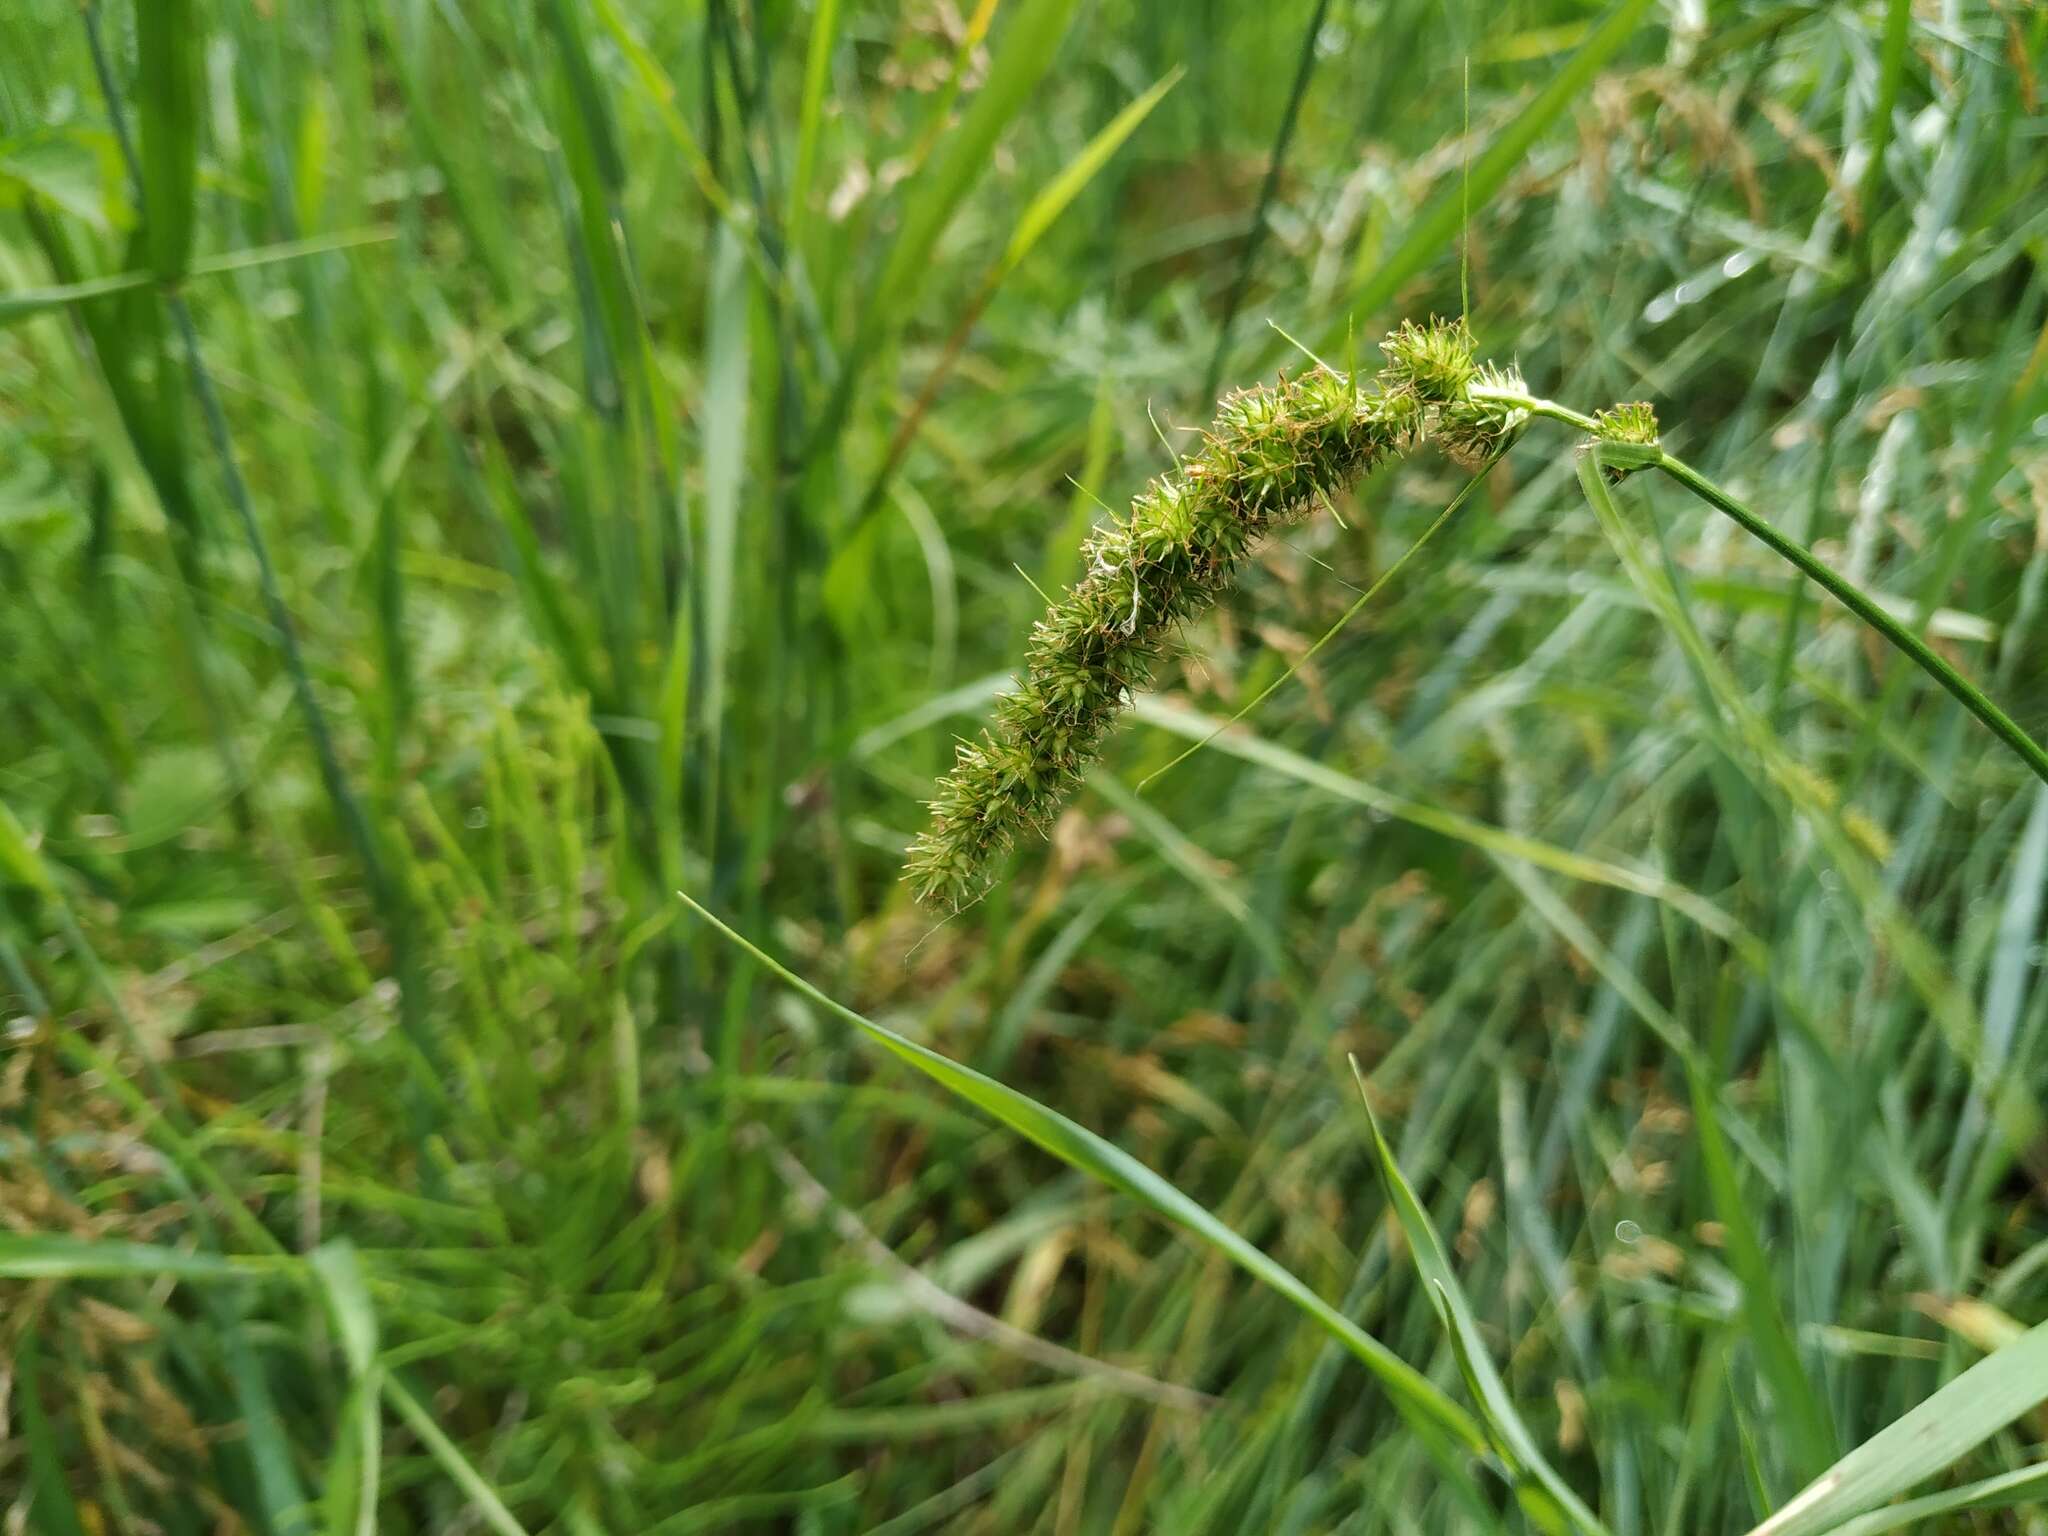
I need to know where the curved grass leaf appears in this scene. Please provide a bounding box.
[220,1314,314,1536]
[1350,1059,1611,1536]
[0,227,396,328]
[310,1243,383,1536]
[310,1241,379,1378]
[1576,449,2001,1104]
[870,0,1080,321]
[812,0,1082,455]
[1690,1068,1837,1483]
[675,889,1484,1453]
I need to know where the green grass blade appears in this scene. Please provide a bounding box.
[311,1242,383,1536]
[1688,1068,1837,1485]
[324,1376,384,1536]
[0,1232,257,1282]
[1201,0,1329,403]
[1349,1058,1612,1536]
[675,889,1485,1452]
[221,1317,315,1536]
[1821,1461,2048,1536]
[814,0,1081,453]
[0,266,155,322]
[787,0,842,249]
[539,0,624,194]
[382,1378,531,1536]
[847,66,1178,528]
[310,1241,380,1376]
[893,0,1082,276]
[1001,66,1182,276]
[588,0,747,230]
[1577,448,1996,1100]
[460,409,603,703]
[133,0,200,279]
[1853,0,1911,271]
[16,1334,87,1536]
[1090,771,1288,979]
[1744,1316,2048,1536]
[1130,696,1744,947]
[698,218,750,835]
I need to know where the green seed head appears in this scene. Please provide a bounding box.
[1378,316,1479,403]
[1593,401,1660,446]
[905,319,1534,912]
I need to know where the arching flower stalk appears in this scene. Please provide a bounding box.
[907,318,1527,911]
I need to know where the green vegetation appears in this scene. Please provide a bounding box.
[3,1,2047,1533]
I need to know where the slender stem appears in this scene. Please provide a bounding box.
[1654,451,2048,788]
[1469,382,1599,434]
[1480,368,2048,789]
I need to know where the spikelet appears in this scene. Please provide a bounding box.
[905,318,1508,911]
[1592,401,1660,445]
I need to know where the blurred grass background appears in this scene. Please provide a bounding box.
[2,0,2047,1530]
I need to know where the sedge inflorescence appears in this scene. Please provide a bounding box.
[906,318,1539,912]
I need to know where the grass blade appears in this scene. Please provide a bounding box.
[787,0,841,249]
[1821,1461,2048,1536]
[1853,0,1912,271]
[311,1243,383,1536]
[1744,1316,2048,1536]
[698,218,750,836]
[852,65,1180,522]
[1201,0,1330,403]
[220,1315,314,1536]
[16,1335,87,1536]
[1131,696,1743,945]
[1350,1058,1612,1536]
[1577,447,1998,1105]
[310,1241,380,1376]
[382,1379,531,1536]
[871,0,1081,317]
[812,0,1082,455]
[1689,1068,1837,1484]
[134,0,200,279]
[1001,66,1182,277]
[0,1233,254,1282]
[0,225,401,327]
[675,888,1485,1453]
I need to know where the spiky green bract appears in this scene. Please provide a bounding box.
[1377,315,1479,403]
[1439,361,1531,467]
[1593,401,1660,445]
[908,319,1502,910]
